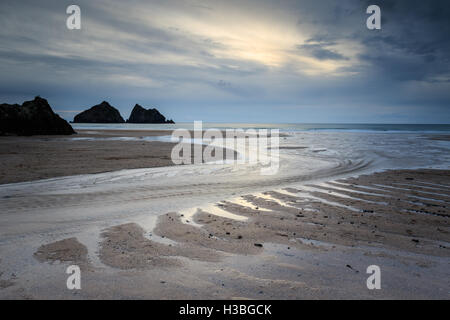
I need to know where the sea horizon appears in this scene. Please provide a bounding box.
[71,122,450,133]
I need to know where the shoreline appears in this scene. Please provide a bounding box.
[1,128,448,186]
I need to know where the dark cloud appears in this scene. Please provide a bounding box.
[297,43,348,61]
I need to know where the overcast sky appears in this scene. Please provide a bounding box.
[0,0,449,123]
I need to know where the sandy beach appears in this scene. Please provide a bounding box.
[0,129,449,299]
[0,129,241,184]
[0,130,176,184]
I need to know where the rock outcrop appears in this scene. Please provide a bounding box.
[73,101,125,123]
[0,96,75,136]
[127,104,174,124]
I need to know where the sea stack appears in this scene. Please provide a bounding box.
[127,104,174,124]
[73,101,125,123]
[0,96,75,136]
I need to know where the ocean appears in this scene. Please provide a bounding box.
[72,123,450,133]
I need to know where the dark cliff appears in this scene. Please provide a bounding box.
[0,96,75,136]
[127,104,174,124]
[73,101,125,123]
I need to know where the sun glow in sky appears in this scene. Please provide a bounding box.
[101,0,356,74]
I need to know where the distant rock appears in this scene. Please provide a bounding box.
[73,101,125,123]
[0,96,75,136]
[127,104,175,124]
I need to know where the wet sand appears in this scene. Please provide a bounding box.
[0,129,238,184]
[0,138,177,184]
[99,169,450,299]
[0,130,176,184]
[1,169,448,299]
[105,169,449,264]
